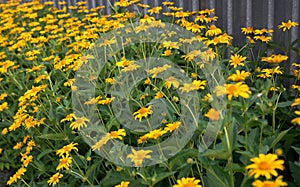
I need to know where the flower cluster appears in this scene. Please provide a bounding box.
[0,0,299,186]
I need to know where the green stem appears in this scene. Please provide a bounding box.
[224,127,234,187]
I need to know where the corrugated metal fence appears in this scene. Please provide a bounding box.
[36,0,300,45]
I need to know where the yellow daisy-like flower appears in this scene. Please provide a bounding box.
[164,76,180,89]
[48,172,63,186]
[278,20,298,31]
[147,64,171,78]
[179,80,206,92]
[109,129,126,140]
[252,176,287,187]
[254,35,272,43]
[127,149,152,167]
[70,116,89,130]
[291,98,300,107]
[241,27,254,35]
[227,70,251,82]
[133,105,153,121]
[229,54,246,68]
[164,121,181,132]
[204,108,220,121]
[116,57,134,67]
[261,54,288,64]
[246,153,285,179]
[115,181,130,187]
[91,135,111,151]
[173,177,202,187]
[56,155,72,170]
[148,6,162,15]
[56,142,78,157]
[205,24,222,36]
[214,82,251,101]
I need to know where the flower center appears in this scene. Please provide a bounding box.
[183,183,194,187]
[227,85,237,94]
[259,161,269,170]
[139,108,148,115]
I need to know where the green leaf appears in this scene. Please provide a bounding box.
[37,149,53,160]
[38,133,67,140]
[277,101,293,108]
[292,146,300,155]
[152,171,176,186]
[289,161,300,185]
[204,165,230,187]
[85,162,100,179]
[270,128,292,149]
[200,148,230,160]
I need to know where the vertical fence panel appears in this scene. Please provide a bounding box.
[226,0,233,35]
[267,0,274,30]
[246,0,252,27]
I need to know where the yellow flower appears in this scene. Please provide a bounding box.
[148,6,162,15]
[48,172,63,186]
[127,149,152,167]
[292,117,300,125]
[61,113,75,122]
[258,66,283,78]
[246,153,284,179]
[0,148,2,154]
[63,79,75,87]
[109,129,126,140]
[202,93,212,102]
[205,25,222,36]
[121,64,141,72]
[261,54,288,64]
[291,98,300,106]
[225,82,251,101]
[0,93,8,100]
[105,77,116,84]
[21,155,33,167]
[227,70,251,82]
[173,177,202,187]
[70,116,89,130]
[13,142,23,150]
[115,181,130,187]
[162,50,172,56]
[56,142,78,157]
[241,27,254,35]
[162,41,180,50]
[252,176,287,187]
[164,76,180,89]
[0,102,8,112]
[254,35,272,43]
[179,80,206,92]
[84,96,102,105]
[98,97,114,105]
[139,128,167,142]
[162,1,174,6]
[164,121,181,132]
[56,155,72,170]
[186,23,205,33]
[205,108,220,121]
[278,20,298,31]
[133,105,153,121]
[276,149,283,156]
[91,135,111,151]
[154,91,164,99]
[214,82,251,101]
[229,54,246,68]
[116,57,134,67]
[6,167,27,185]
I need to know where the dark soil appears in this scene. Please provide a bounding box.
[0,170,14,187]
